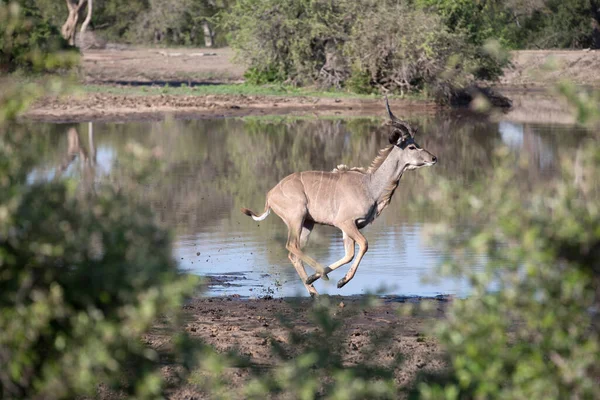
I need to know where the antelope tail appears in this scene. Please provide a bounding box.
[241,201,271,221]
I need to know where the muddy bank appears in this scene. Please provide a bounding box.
[491,87,580,125]
[500,49,600,88]
[25,93,438,123]
[140,295,448,399]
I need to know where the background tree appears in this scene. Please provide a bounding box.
[419,0,600,49]
[79,0,92,34]
[0,0,78,73]
[61,0,90,45]
[531,0,600,48]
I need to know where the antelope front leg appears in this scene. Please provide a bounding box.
[336,224,368,289]
[306,232,355,285]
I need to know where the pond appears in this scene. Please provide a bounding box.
[27,113,591,297]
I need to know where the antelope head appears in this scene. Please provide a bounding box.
[385,97,437,170]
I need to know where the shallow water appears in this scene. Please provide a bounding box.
[27,114,591,297]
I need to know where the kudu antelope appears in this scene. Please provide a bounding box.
[241,98,437,296]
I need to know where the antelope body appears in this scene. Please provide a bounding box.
[241,99,437,296]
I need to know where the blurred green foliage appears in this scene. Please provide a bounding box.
[554,80,600,125]
[0,134,198,398]
[0,5,198,399]
[243,66,287,85]
[21,0,600,51]
[221,0,344,87]
[90,0,150,42]
[0,1,78,122]
[415,97,600,397]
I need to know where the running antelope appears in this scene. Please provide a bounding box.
[241,98,437,296]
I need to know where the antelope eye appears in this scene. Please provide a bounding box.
[408,145,417,150]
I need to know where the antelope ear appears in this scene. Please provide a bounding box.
[389,129,401,145]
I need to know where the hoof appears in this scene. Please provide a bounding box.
[306,274,320,285]
[337,278,348,289]
[309,291,319,298]
[308,267,331,284]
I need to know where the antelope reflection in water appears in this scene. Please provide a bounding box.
[57,124,96,191]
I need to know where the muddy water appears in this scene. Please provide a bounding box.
[28,114,591,297]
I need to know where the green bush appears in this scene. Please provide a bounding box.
[222,0,506,99]
[243,65,286,85]
[222,0,346,86]
[0,1,79,73]
[344,1,495,99]
[345,68,373,95]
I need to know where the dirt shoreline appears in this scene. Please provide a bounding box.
[141,295,448,399]
[24,92,439,123]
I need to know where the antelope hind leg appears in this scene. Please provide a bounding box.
[285,220,329,281]
[287,246,329,281]
[289,253,319,297]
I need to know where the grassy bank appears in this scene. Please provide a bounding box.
[83,82,426,101]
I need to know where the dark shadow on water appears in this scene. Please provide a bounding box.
[98,80,229,88]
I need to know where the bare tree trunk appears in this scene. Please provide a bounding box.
[61,0,88,46]
[202,21,214,48]
[61,0,79,46]
[80,0,93,33]
[592,0,600,49]
[593,19,600,49]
